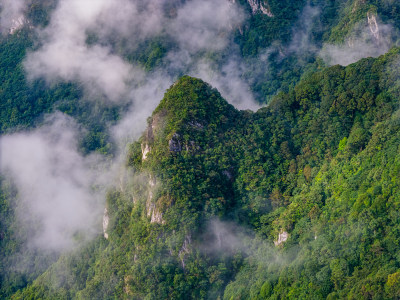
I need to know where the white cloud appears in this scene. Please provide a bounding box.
[0,0,27,34]
[288,4,321,55]
[192,58,260,111]
[111,73,171,146]
[24,0,142,101]
[319,16,396,66]
[0,113,110,251]
[23,0,255,110]
[171,0,244,53]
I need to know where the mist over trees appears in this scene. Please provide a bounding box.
[1,0,400,299]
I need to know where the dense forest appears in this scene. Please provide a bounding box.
[2,0,400,299]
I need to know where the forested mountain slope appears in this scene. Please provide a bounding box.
[2,0,400,299]
[8,47,400,299]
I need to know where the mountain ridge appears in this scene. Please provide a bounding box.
[3,1,400,299]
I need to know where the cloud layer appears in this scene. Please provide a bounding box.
[24,0,140,101]
[0,113,109,251]
[23,0,261,112]
[1,0,257,254]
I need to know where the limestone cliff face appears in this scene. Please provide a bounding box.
[135,76,238,227]
[103,208,109,239]
[274,229,288,246]
[367,11,380,42]
[140,117,154,161]
[145,175,165,224]
[178,235,191,269]
[9,16,26,34]
[168,133,182,152]
[352,0,366,13]
[141,143,150,160]
[247,0,273,16]
[140,110,166,161]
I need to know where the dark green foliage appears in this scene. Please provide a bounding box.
[13,46,400,298]
[126,38,169,71]
[236,0,307,55]
[0,28,122,155]
[0,30,79,133]
[26,0,57,28]
[0,179,59,299]
[4,1,400,299]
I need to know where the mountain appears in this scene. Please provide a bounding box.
[7,48,400,299]
[2,0,400,299]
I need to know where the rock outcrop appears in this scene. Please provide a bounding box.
[137,76,238,226]
[9,16,26,34]
[141,119,154,160]
[352,0,366,13]
[141,143,150,160]
[274,229,288,246]
[179,235,192,269]
[169,133,182,152]
[141,111,166,160]
[247,0,274,16]
[367,11,380,41]
[145,176,165,224]
[103,208,109,239]
[150,207,165,224]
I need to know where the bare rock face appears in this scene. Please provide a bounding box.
[151,207,165,224]
[103,208,109,239]
[141,119,154,160]
[259,2,274,16]
[146,176,156,217]
[347,37,355,48]
[146,201,155,218]
[247,0,274,16]
[188,120,205,129]
[169,133,182,152]
[274,229,288,246]
[146,199,165,224]
[123,275,133,295]
[179,235,192,269]
[185,140,198,152]
[367,11,380,41]
[149,175,156,188]
[145,176,165,224]
[9,16,26,34]
[141,143,150,160]
[352,0,366,13]
[141,112,166,160]
[169,119,205,153]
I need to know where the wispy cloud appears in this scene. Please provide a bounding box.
[23,0,258,110]
[2,0,258,256]
[320,14,397,66]
[192,58,260,111]
[288,4,321,55]
[0,113,110,251]
[24,0,143,101]
[0,0,27,34]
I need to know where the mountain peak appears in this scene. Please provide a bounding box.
[136,76,239,163]
[153,76,238,133]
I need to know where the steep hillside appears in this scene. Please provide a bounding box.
[2,0,400,299]
[8,47,400,299]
